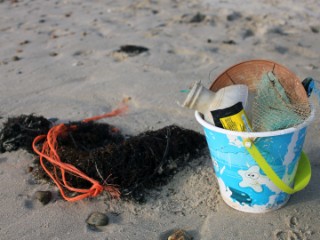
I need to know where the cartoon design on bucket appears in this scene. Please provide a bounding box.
[238,166,271,192]
[229,187,252,205]
[201,119,312,213]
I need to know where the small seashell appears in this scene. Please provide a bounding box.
[34,190,52,205]
[168,229,192,240]
[86,212,109,227]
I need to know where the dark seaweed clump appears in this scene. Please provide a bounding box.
[0,115,51,153]
[0,115,207,202]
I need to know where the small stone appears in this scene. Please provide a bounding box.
[242,29,254,39]
[12,56,21,61]
[19,40,30,45]
[86,212,109,227]
[189,12,206,23]
[226,11,242,21]
[222,39,236,45]
[310,25,319,33]
[49,52,58,57]
[34,191,52,205]
[168,229,192,240]
[180,12,206,24]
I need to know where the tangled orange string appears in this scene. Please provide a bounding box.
[32,105,128,202]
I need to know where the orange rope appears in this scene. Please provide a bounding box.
[32,105,128,202]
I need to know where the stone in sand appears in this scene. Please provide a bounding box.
[86,212,109,227]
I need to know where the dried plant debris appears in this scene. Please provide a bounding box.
[57,121,125,151]
[38,124,206,202]
[89,125,206,201]
[1,114,207,202]
[0,115,51,153]
[116,45,149,57]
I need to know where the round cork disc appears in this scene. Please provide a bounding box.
[209,59,310,110]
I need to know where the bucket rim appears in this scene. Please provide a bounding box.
[195,104,315,138]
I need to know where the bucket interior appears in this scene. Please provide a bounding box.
[210,60,309,109]
[208,60,312,132]
[196,60,315,212]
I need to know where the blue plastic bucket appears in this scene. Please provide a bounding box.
[195,108,314,213]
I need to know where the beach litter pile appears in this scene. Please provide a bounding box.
[182,60,314,213]
[0,111,206,203]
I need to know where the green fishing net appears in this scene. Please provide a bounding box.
[252,71,310,132]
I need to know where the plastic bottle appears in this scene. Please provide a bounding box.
[183,81,251,131]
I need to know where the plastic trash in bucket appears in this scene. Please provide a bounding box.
[195,60,314,213]
[196,109,314,213]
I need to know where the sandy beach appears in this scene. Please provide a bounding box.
[1,0,320,239]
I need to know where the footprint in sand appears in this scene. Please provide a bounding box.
[273,216,313,240]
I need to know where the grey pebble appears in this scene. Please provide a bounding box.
[86,212,109,227]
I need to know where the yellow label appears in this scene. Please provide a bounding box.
[219,109,252,132]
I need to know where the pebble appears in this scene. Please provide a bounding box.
[168,229,192,240]
[12,56,21,61]
[34,190,52,205]
[226,11,242,21]
[49,52,58,57]
[310,25,319,33]
[189,12,206,23]
[86,212,109,227]
[180,12,206,24]
[19,40,30,45]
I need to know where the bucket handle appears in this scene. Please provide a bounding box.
[243,138,311,194]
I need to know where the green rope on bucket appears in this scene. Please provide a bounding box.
[243,138,311,194]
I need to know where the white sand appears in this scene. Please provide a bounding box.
[1,0,320,239]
